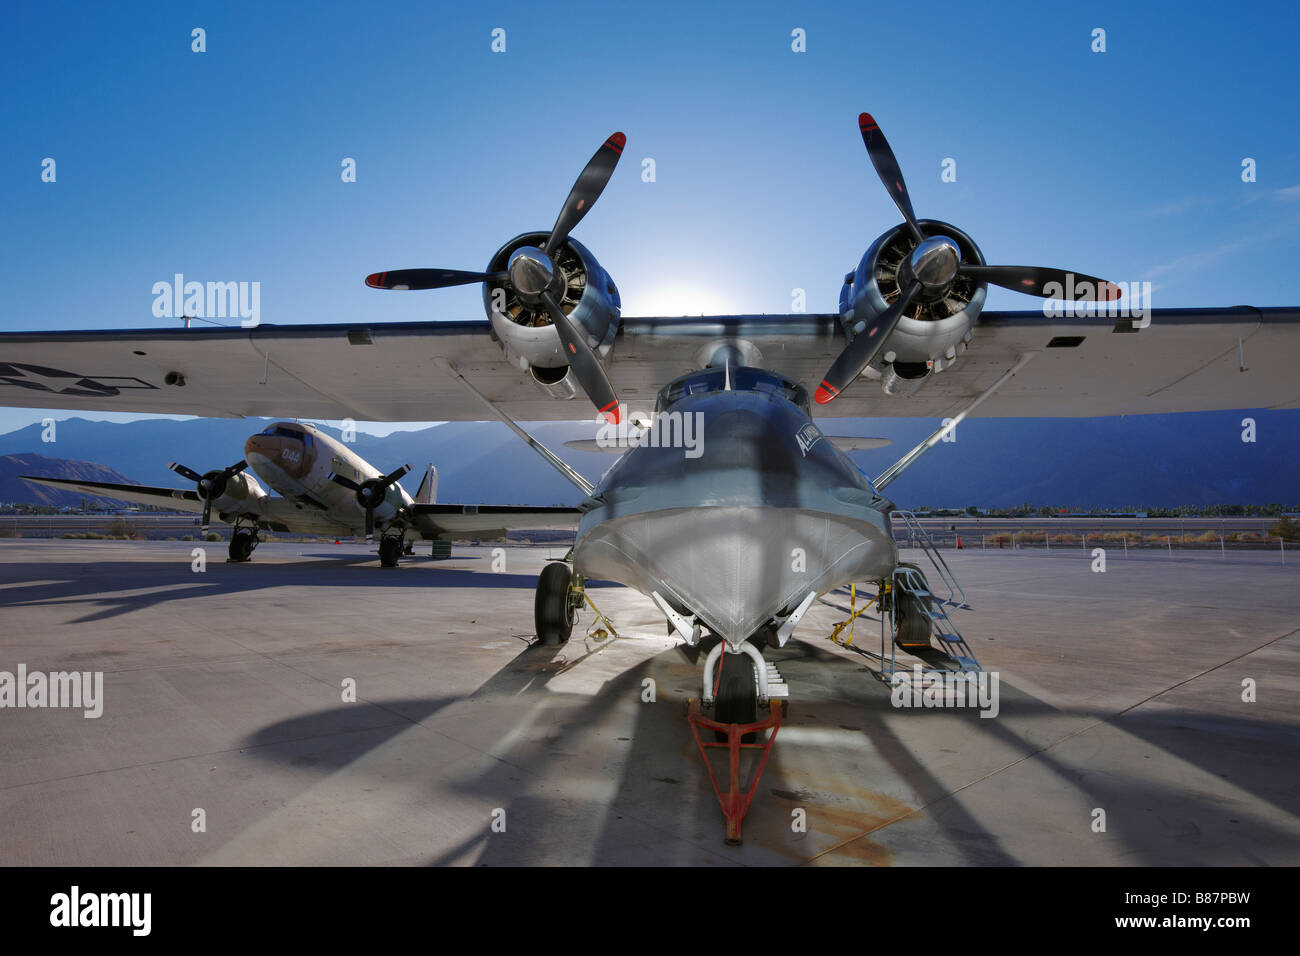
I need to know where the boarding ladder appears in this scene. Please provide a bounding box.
[880,511,980,682]
[890,509,969,610]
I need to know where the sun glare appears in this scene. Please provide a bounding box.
[621,283,739,318]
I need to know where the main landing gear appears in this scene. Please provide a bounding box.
[533,562,618,651]
[227,521,260,563]
[534,562,576,645]
[378,531,407,568]
[883,561,934,652]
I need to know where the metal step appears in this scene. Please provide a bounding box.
[763,662,789,698]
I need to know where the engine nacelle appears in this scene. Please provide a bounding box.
[217,471,268,507]
[483,233,621,400]
[838,219,986,388]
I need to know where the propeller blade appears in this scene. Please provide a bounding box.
[201,499,212,534]
[541,292,621,423]
[365,269,507,291]
[364,509,375,541]
[382,464,412,486]
[329,472,362,492]
[858,113,925,244]
[543,132,626,258]
[224,460,248,477]
[959,264,1123,301]
[815,281,922,405]
[169,462,203,483]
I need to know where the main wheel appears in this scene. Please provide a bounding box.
[892,563,933,651]
[713,650,760,742]
[228,530,256,563]
[893,589,932,650]
[378,537,402,568]
[534,562,574,645]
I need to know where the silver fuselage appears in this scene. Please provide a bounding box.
[574,368,897,650]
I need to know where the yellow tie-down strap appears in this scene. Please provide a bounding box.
[829,583,881,647]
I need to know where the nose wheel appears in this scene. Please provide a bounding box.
[688,639,786,844]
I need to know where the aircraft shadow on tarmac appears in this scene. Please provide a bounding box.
[0,557,618,625]
[233,634,1300,865]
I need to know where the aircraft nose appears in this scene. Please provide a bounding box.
[244,434,273,462]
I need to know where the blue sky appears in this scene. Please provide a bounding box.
[1,0,1298,434]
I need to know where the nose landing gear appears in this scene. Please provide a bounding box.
[688,639,787,845]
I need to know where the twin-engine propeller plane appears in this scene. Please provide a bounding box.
[22,420,579,566]
[3,112,1298,840]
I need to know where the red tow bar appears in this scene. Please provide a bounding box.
[687,699,785,845]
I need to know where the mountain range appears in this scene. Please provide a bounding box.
[0,409,1295,510]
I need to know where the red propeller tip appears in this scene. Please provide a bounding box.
[814,382,839,405]
[606,132,626,153]
[859,112,877,131]
[366,272,386,288]
[1104,282,1124,300]
[600,403,621,425]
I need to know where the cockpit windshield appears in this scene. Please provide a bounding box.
[261,425,310,445]
[654,367,811,415]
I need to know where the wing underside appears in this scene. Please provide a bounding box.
[1,307,1297,422]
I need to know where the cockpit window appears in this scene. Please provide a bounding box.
[261,425,305,441]
[654,367,811,415]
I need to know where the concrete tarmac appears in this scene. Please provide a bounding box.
[0,539,1296,866]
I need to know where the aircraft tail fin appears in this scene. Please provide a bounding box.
[414,464,438,504]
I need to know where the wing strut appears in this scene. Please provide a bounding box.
[873,352,1038,493]
[435,359,595,497]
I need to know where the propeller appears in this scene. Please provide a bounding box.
[169,459,248,533]
[328,463,411,540]
[816,112,1123,405]
[366,269,507,291]
[858,113,925,244]
[364,132,628,423]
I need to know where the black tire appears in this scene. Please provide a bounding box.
[534,562,574,645]
[228,530,256,563]
[713,651,759,742]
[894,589,932,650]
[378,538,402,568]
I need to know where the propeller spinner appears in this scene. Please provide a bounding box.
[366,133,627,423]
[816,113,1123,405]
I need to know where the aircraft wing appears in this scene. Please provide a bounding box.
[20,476,203,511]
[1,306,1297,422]
[411,504,581,539]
